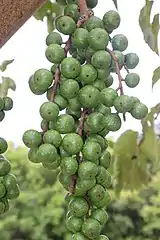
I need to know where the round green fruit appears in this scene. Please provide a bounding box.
[0,158,11,177]
[40,101,59,121]
[88,28,109,50]
[86,16,103,32]
[92,79,106,91]
[82,141,101,162]
[91,50,112,69]
[96,167,112,188]
[38,143,59,164]
[69,197,89,217]
[94,191,111,208]
[6,183,20,199]
[114,95,133,113]
[86,112,105,133]
[29,75,46,95]
[78,85,100,108]
[46,32,63,46]
[68,96,81,111]
[61,57,81,78]
[105,75,114,87]
[28,148,41,163]
[45,44,65,63]
[104,113,121,131]
[55,15,76,35]
[82,218,101,239]
[103,10,120,31]
[88,184,105,203]
[61,156,78,176]
[22,129,42,148]
[33,69,53,91]
[64,4,79,21]
[53,94,68,110]
[0,138,8,154]
[125,73,140,88]
[56,114,75,133]
[100,88,118,107]
[72,232,88,240]
[66,216,83,233]
[111,34,128,52]
[3,173,17,186]
[62,133,83,154]
[91,208,108,225]
[100,150,111,169]
[72,28,89,49]
[79,64,97,84]
[43,129,62,147]
[95,104,111,116]
[3,97,13,111]
[60,79,80,99]
[86,134,106,150]
[98,235,110,240]
[78,161,98,180]
[125,53,139,69]
[130,103,148,119]
[86,0,98,8]
[42,157,61,170]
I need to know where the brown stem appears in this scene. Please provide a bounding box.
[77,0,89,27]
[68,174,77,194]
[107,48,124,95]
[78,109,87,136]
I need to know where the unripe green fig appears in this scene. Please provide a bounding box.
[55,15,76,35]
[72,28,89,49]
[60,79,80,99]
[62,133,83,154]
[111,34,128,52]
[72,232,88,240]
[78,161,98,180]
[46,32,63,46]
[79,64,97,84]
[61,156,78,176]
[88,184,105,203]
[104,113,122,131]
[45,44,65,63]
[86,16,103,32]
[100,88,118,107]
[0,137,8,154]
[82,141,101,162]
[43,129,62,147]
[38,143,59,164]
[61,57,81,78]
[91,50,112,69]
[114,95,133,113]
[66,216,83,233]
[56,114,75,134]
[3,97,13,111]
[40,102,59,121]
[125,53,139,69]
[103,10,121,32]
[100,150,111,169]
[22,129,42,148]
[125,73,140,88]
[88,28,109,50]
[78,85,100,108]
[86,0,98,8]
[82,218,101,239]
[64,4,79,21]
[130,102,148,119]
[91,208,108,225]
[28,148,41,163]
[69,197,89,217]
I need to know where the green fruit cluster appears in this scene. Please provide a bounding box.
[0,95,20,215]
[24,1,148,239]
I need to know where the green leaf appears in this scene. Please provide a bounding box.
[34,1,63,21]
[114,130,138,157]
[139,0,159,55]
[0,77,16,97]
[152,66,160,87]
[0,59,14,72]
[112,0,118,9]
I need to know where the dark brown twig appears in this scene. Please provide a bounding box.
[77,0,89,27]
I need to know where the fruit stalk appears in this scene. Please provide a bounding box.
[77,0,89,27]
[107,48,124,95]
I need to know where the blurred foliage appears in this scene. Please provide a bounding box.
[0,142,159,240]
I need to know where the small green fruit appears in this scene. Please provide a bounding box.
[55,15,76,35]
[40,102,59,121]
[78,85,100,108]
[91,50,111,69]
[60,79,80,99]
[22,130,42,148]
[38,143,59,164]
[100,88,118,107]
[45,44,65,63]
[125,53,139,69]
[82,218,101,239]
[46,32,63,46]
[88,28,109,50]
[111,34,128,52]
[72,28,89,49]
[61,156,78,176]
[69,197,89,217]
[125,73,140,88]
[43,129,62,147]
[62,133,83,154]
[56,114,75,134]
[78,161,98,180]
[0,138,8,154]
[61,57,81,78]
[130,103,148,119]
